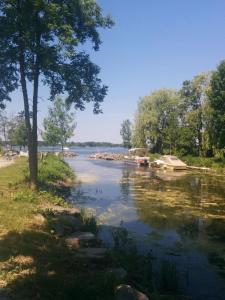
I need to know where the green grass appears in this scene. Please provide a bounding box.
[0,157,70,232]
[38,154,75,187]
[181,155,225,171]
[0,158,36,232]
[0,157,117,300]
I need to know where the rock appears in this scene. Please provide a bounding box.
[51,215,82,236]
[75,247,107,259]
[108,268,127,280]
[50,206,80,216]
[27,214,46,228]
[0,280,7,288]
[89,152,125,161]
[115,285,149,300]
[58,215,81,228]
[65,232,96,249]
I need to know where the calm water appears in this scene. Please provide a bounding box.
[66,147,225,300]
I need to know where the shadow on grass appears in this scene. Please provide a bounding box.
[0,212,116,300]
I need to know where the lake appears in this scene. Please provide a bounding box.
[66,147,225,300]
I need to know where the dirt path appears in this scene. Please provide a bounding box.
[0,159,14,169]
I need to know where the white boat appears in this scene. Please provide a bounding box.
[151,155,187,170]
[63,147,70,151]
[124,155,150,167]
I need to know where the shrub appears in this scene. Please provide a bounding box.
[13,190,38,203]
[38,154,74,186]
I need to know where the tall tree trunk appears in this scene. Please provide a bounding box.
[17,1,39,189]
[31,57,40,189]
[19,52,36,187]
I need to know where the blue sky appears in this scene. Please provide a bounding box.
[6,0,225,143]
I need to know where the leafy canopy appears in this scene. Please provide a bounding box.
[0,0,114,112]
[8,112,28,148]
[42,97,76,148]
[208,60,225,149]
[120,119,132,148]
[132,89,180,153]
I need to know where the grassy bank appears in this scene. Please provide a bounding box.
[181,155,225,172]
[0,156,111,300]
[0,156,185,300]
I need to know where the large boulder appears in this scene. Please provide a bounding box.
[65,232,96,249]
[115,285,149,300]
[50,206,80,216]
[51,215,82,236]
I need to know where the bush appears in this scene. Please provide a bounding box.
[38,154,74,186]
[181,155,225,170]
[13,190,38,203]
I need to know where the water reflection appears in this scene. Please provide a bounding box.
[67,153,225,299]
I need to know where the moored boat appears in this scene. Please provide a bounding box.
[151,155,187,170]
[124,155,150,167]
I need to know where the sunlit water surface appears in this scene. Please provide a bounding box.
[65,147,225,300]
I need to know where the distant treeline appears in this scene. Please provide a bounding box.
[37,141,122,148]
[68,141,122,147]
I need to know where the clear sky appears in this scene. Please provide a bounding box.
[6,0,225,143]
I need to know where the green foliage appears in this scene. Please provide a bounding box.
[0,0,114,186]
[8,112,28,148]
[38,154,74,186]
[208,60,225,149]
[0,0,113,111]
[79,208,98,234]
[179,73,212,155]
[181,155,225,170]
[120,119,132,148]
[132,69,225,158]
[13,190,38,203]
[0,112,10,144]
[133,89,180,153]
[42,97,76,149]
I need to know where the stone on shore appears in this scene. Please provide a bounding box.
[65,232,96,249]
[115,285,149,300]
[50,205,80,216]
[51,214,82,236]
[89,152,125,161]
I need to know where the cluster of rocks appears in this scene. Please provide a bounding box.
[47,205,107,259]
[45,205,149,300]
[89,152,125,161]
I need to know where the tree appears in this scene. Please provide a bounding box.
[0,112,9,145]
[208,60,225,150]
[0,1,113,188]
[120,119,132,148]
[42,97,76,150]
[132,89,180,153]
[8,112,28,149]
[180,73,211,156]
